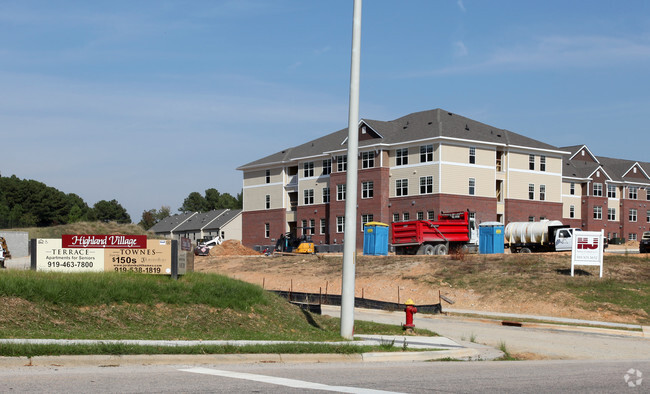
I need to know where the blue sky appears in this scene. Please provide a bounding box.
[2,1,649,221]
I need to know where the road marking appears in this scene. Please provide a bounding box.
[180,367,403,393]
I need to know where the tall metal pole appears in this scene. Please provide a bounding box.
[340,0,362,340]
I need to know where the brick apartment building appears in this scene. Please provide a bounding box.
[237,108,649,249]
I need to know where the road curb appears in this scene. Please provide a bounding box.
[0,349,484,368]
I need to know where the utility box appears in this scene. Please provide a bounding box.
[363,222,389,256]
[479,222,505,254]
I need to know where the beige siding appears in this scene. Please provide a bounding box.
[442,144,494,167]
[243,185,284,211]
[243,168,283,188]
[221,215,243,242]
[562,196,582,220]
[440,164,494,197]
[509,172,562,202]
[562,181,583,197]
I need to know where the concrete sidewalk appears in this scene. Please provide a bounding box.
[0,334,489,368]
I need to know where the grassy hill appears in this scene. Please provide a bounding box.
[14,221,158,240]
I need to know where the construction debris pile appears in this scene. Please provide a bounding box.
[208,240,261,256]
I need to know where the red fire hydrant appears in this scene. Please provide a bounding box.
[403,299,417,332]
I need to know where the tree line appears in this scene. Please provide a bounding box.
[0,175,242,230]
[0,175,130,228]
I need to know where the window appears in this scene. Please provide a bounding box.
[539,184,546,201]
[647,210,650,223]
[396,179,408,196]
[264,223,270,238]
[569,205,575,218]
[337,155,347,172]
[469,178,476,195]
[336,216,345,233]
[593,206,602,220]
[608,208,616,221]
[320,219,326,235]
[361,181,374,199]
[427,211,435,220]
[322,187,330,204]
[309,219,315,235]
[529,154,535,171]
[417,211,424,220]
[265,170,271,184]
[420,144,433,162]
[420,176,433,194]
[593,183,603,197]
[265,195,270,209]
[403,212,410,221]
[392,213,399,222]
[528,184,535,200]
[469,147,476,164]
[361,214,373,231]
[629,209,637,222]
[322,159,332,175]
[303,189,314,205]
[396,148,408,166]
[301,220,308,235]
[629,233,638,241]
[303,162,314,177]
[540,156,546,172]
[362,151,375,169]
[607,184,616,198]
[336,184,346,201]
[629,186,638,199]
[570,182,575,195]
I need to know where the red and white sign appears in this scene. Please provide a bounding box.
[62,234,147,249]
[571,230,604,277]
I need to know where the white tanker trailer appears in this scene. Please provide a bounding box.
[504,220,581,253]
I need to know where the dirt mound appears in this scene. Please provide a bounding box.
[208,240,261,256]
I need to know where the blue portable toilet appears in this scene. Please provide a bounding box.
[479,222,505,254]
[363,222,389,256]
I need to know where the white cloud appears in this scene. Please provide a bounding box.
[457,0,466,13]
[453,41,468,57]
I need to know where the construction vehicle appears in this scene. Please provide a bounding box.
[504,220,582,253]
[0,237,11,269]
[391,211,478,255]
[194,235,223,256]
[275,232,315,254]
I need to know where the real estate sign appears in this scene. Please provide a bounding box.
[35,237,174,275]
[571,230,604,278]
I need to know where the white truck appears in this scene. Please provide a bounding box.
[505,220,582,253]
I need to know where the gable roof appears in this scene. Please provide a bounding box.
[149,212,197,234]
[562,146,650,184]
[238,108,565,170]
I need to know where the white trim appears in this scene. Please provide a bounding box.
[243,182,283,189]
[568,145,600,163]
[622,162,650,179]
[509,168,563,176]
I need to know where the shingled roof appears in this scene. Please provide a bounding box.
[238,108,562,170]
[561,145,650,183]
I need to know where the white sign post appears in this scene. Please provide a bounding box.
[571,230,604,278]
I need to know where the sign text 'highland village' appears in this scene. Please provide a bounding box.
[62,235,147,249]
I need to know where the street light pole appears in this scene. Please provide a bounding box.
[340,0,362,340]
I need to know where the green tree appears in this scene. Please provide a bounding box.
[93,199,131,224]
[139,205,172,230]
[179,192,207,213]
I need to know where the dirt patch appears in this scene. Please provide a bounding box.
[208,240,261,257]
[194,252,649,325]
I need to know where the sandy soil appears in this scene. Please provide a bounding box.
[193,241,647,324]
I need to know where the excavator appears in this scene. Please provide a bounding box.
[0,237,11,269]
[275,230,315,254]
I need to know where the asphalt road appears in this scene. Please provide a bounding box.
[0,360,647,393]
[322,306,650,360]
